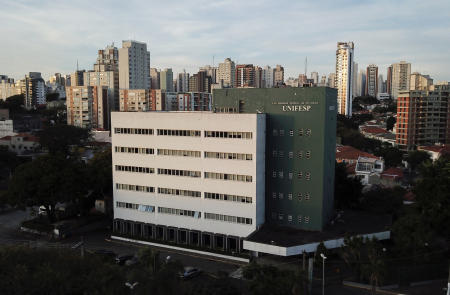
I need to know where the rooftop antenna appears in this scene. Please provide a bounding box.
[77,59,79,71]
[304,57,307,77]
[213,55,215,67]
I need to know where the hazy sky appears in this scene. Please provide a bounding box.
[1,0,450,82]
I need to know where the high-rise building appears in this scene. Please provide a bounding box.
[327,73,336,88]
[386,66,393,96]
[176,70,189,92]
[396,85,450,150]
[274,65,284,86]
[84,44,119,111]
[235,64,255,88]
[72,70,85,87]
[119,40,151,89]
[18,72,46,109]
[310,72,319,86]
[150,68,160,90]
[262,66,274,88]
[217,58,235,88]
[160,68,174,92]
[352,62,358,98]
[318,76,327,87]
[0,76,18,100]
[410,72,433,91]
[356,71,366,97]
[391,61,411,100]
[119,89,149,112]
[365,64,378,97]
[189,71,211,93]
[378,74,385,94]
[298,74,308,87]
[66,85,110,129]
[335,42,354,116]
[254,66,262,88]
[199,66,218,84]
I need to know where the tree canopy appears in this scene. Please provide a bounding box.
[386,116,396,131]
[39,125,90,155]
[406,150,431,170]
[334,162,363,209]
[0,94,24,115]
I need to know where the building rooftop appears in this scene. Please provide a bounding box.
[380,167,404,180]
[336,145,379,161]
[360,126,388,134]
[246,210,392,248]
[418,145,450,154]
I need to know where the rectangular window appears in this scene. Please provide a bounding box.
[204,130,252,139]
[204,192,252,203]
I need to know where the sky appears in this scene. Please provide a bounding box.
[1,0,450,82]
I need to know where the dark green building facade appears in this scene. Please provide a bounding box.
[213,88,337,231]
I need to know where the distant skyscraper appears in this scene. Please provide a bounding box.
[254,66,262,88]
[335,41,354,116]
[310,72,319,85]
[217,58,235,88]
[274,65,284,86]
[199,65,218,84]
[235,64,255,88]
[352,62,358,98]
[177,70,189,92]
[189,71,211,93]
[386,66,393,96]
[94,44,118,72]
[72,70,85,87]
[365,64,378,97]
[262,66,274,88]
[410,72,433,90]
[356,71,366,97]
[391,61,411,99]
[150,68,160,90]
[66,86,109,129]
[378,74,385,94]
[327,73,336,88]
[118,40,150,89]
[319,75,327,87]
[160,68,174,92]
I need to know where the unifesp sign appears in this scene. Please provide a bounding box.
[272,100,318,112]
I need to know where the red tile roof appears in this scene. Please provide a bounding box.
[418,145,450,154]
[336,145,379,161]
[0,136,12,141]
[360,126,387,134]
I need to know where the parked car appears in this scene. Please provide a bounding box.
[115,254,134,265]
[179,267,202,279]
[94,249,116,259]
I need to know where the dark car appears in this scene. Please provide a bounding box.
[94,249,116,258]
[115,254,134,265]
[179,267,202,279]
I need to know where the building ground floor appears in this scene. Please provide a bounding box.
[113,218,243,253]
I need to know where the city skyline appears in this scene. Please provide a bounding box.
[1,0,450,81]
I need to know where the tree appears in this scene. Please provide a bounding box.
[375,147,404,167]
[359,186,405,215]
[46,92,59,102]
[406,150,431,170]
[7,154,87,223]
[361,238,386,295]
[334,162,363,209]
[314,241,329,268]
[39,125,90,155]
[0,94,24,115]
[341,236,365,282]
[86,149,112,198]
[386,116,396,131]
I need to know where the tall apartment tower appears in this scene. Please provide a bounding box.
[410,72,433,91]
[386,66,393,96]
[189,71,211,93]
[20,72,46,109]
[356,71,366,97]
[218,58,235,88]
[391,61,411,100]
[274,65,284,86]
[262,66,274,88]
[310,72,319,85]
[150,68,160,90]
[118,40,150,89]
[177,70,190,92]
[327,73,336,88]
[66,86,109,129]
[235,64,255,88]
[199,66,218,84]
[160,68,174,92]
[365,64,378,97]
[352,62,358,98]
[335,42,354,117]
[84,44,119,111]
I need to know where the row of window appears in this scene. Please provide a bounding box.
[273,150,311,159]
[115,165,154,174]
[157,149,201,158]
[272,129,312,137]
[158,207,201,218]
[158,187,201,198]
[272,192,311,201]
[116,183,155,193]
[157,168,201,178]
[204,131,252,139]
[271,212,310,223]
[272,171,311,180]
[204,151,252,161]
[114,128,153,135]
[204,192,252,203]
[204,172,252,182]
[157,129,201,137]
[116,202,155,212]
[115,146,154,155]
[204,213,252,225]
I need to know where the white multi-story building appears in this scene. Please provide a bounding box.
[217,58,235,88]
[111,111,266,252]
[119,40,151,89]
[335,42,354,116]
[176,70,189,92]
[391,61,411,100]
[262,66,274,88]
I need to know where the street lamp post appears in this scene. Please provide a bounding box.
[320,253,327,295]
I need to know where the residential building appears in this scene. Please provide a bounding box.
[262,66,274,88]
[189,71,211,93]
[417,145,450,161]
[66,86,110,129]
[352,62,358,98]
[386,66,393,97]
[176,70,189,92]
[365,65,378,97]
[199,66,218,84]
[176,92,211,111]
[355,156,385,185]
[298,74,308,87]
[160,68,174,92]
[72,70,85,87]
[410,72,433,91]
[274,65,284,86]
[18,72,46,109]
[0,119,14,137]
[396,85,450,150]
[112,111,266,252]
[119,40,151,89]
[119,89,149,112]
[327,73,336,88]
[335,42,354,116]
[356,70,366,97]
[235,64,255,88]
[217,58,235,88]
[0,76,18,100]
[0,133,39,155]
[336,145,379,165]
[318,76,327,87]
[94,44,119,72]
[254,66,262,88]
[150,68,160,89]
[310,72,319,85]
[285,77,299,87]
[391,61,411,100]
